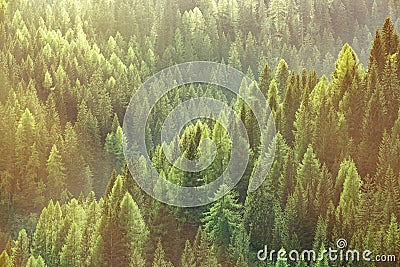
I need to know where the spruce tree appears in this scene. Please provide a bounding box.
[60,222,83,267]
[152,239,173,267]
[368,30,385,74]
[180,240,196,267]
[383,214,400,258]
[0,250,12,267]
[11,229,30,267]
[202,185,241,256]
[335,159,362,240]
[94,176,148,266]
[26,255,46,267]
[381,17,399,56]
[46,144,66,200]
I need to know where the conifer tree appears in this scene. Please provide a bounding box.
[11,229,30,267]
[192,227,220,267]
[369,30,385,74]
[94,176,148,266]
[280,73,301,146]
[43,70,53,91]
[357,84,387,177]
[26,255,46,267]
[259,64,273,98]
[335,159,362,240]
[268,79,280,116]
[293,101,314,162]
[180,240,196,267]
[46,144,66,200]
[152,239,173,267]
[202,185,241,256]
[60,222,82,267]
[105,124,125,171]
[383,214,400,257]
[331,44,359,110]
[0,250,12,267]
[244,134,288,248]
[381,17,399,56]
[275,59,290,98]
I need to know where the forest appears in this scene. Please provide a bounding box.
[0,0,400,266]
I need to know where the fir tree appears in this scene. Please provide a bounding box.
[0,250,12,267]
[180,240,196,267]
[202,185,242,256]
[46,144,66,200]
[11,229,30,267]
[152,239,173,267]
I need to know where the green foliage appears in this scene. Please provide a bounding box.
[11,229,30,267]
[46,144,66,200]
[180,240,196,267]
[105,123,125,172]
[26,255,46,267]
[1,1,400,266]
[60,222,83,266]
[94,175,148,266]
[202,186,242,257]
[0,250,12,267]
[152,239,173,267]
[335,159,362,240]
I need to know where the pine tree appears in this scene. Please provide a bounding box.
[81,192,100,266]
[335,159,362,240]
[180,240,196,267]
[313,86,339,169]
[368,30,385,75]
[26,255,46,267]
[202,185,241,256]
[43,70,53,91]
[88,69,113,138]
[192,227,220,267]
[268,79,280,116]
[15,108,36,173]
[331,44,360,110]
[312,215,328,253]
[275,59,290,98]
[295,145,322,247]
[94,176,148,266]
[315,244,329,267]
[0,250,12,267]
[293,100,314,162]
[105,124,125,171]
[244,134,288,248]
[278,149,297,206]
[32,200,63,265]
[152,239,173,267]
[381,17,399,56]
[383,214,400,257]
[382,56,400,128]
[280,73,301,146]
[357,83,387,177]
[46,144,66,200]
[60,222,83,266]
[296,145,321,189]
[314,165,333,216]
[228,42,242,70]
[259,64,273,98]
[11,229,30,267]
[118,192,148,266]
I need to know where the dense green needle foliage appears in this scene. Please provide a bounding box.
[0,0,399,266]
